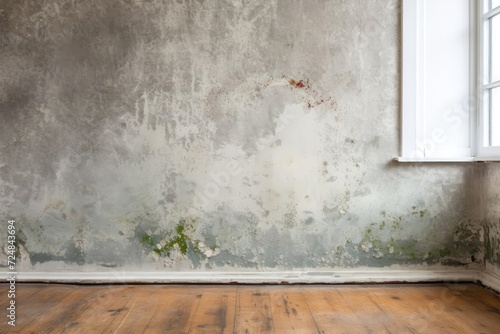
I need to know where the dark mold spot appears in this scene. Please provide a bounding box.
[29,252,66,265]
[64,242,86,265]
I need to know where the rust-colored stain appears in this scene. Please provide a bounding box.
[307,97,336,109]
[289,79,306,88]
[287,76,337,110]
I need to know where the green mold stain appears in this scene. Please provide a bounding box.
[140,220,200,257]
[398,242,418,259]
[359,229,454,262]
[140,235,155,249]
[453,220,479,243]
[410,208,427,217]
[358,207,471,265]
[14,227,27,260]
[427,248,452,259]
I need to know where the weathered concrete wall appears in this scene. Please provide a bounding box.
[0,0,486,272]
[485,164,500,274]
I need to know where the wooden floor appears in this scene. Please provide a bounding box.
[1,283,500,333]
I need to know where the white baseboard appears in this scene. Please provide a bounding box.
[1,269,481,284]
[478,271,500,294]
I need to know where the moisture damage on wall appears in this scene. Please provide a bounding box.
[485,165,500,269]
[0,0,489,272]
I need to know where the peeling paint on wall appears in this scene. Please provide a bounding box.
[0,0,490,273]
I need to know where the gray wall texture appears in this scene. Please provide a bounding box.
[486,165,500,273]
[0,0,496,273]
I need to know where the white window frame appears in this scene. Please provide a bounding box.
[399,0,500,162]
[477,0,500,159]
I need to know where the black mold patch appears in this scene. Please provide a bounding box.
[29,252,66,265]
[28,240,86,266]
[485,224,500,266]
[64,241,86,265]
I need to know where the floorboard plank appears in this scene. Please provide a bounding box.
[19,285,99,333]
[304,287,369,334]
[368,284,453,334]
[234,286,274,334]
[268,287,319,334]
[57,285,135,333]
[337,286,415,334]
[2,283,500,333]
[0,283,46,310]
[188,287,237,334]
[454,283,500,312]
[381,285,476,334]
[105,285,164,334]
[100,287,144,334]
[411,285,500,333]
[143,286,202,334]
[13,284,80,333]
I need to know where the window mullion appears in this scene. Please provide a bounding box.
[484,80,500,89]
[483,6,500,20]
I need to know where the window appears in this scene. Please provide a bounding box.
[400,0,500,162]
[478,0,500,157]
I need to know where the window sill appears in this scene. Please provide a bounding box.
[395,157,500,163]
[473,157,500,162]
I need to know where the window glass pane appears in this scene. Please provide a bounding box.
[492,14,500,82]
[492,87,500,146]
[483,0,500,14]
[486,0,500,12]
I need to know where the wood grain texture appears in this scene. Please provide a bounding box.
[336,286,413,334]
[303,288,369,334]
[1,283,499,333]
[189,287,237,334]
[268,287,319,334]
[142,286,201,334]
[234,287,274,333]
